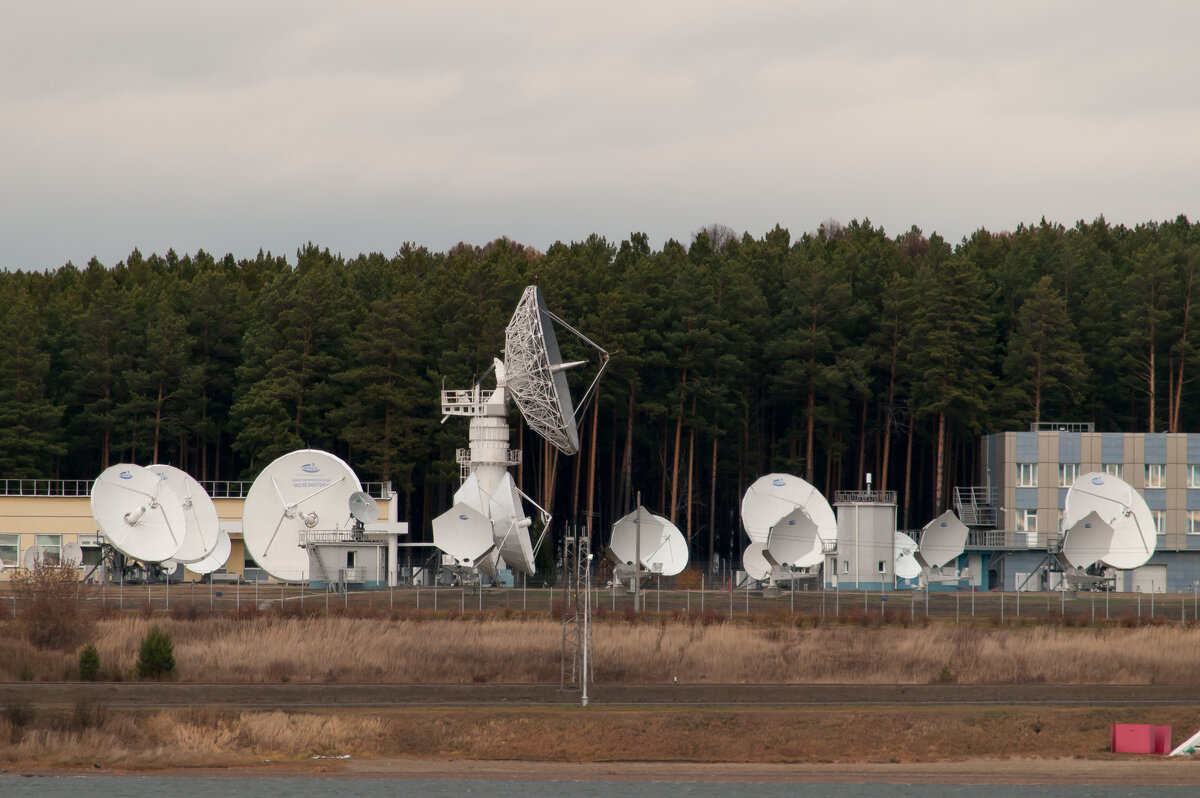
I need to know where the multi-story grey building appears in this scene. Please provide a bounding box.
[957,423,1200,594]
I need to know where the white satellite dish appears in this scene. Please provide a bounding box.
[764,507,823,568]
[438,285,609,577]
[241,449,363,581]
[61,541,84,568]
[741,474,837,556]
[185,528,232,576]
[488,472,536,574]
[893,531,921,580]
[161,559,181,578]
[1062,471,1155,570]
[742,542,772,582]
[147,464,220,564]
[22,545,46,570]
[1061,511,1114,570]
[91,464,187,563]
[349,491,380,524]
[432,502,496,567]
[607,507,689,576]
[916,510,969,571]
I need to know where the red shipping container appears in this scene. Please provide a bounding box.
[1111,724,1172,754]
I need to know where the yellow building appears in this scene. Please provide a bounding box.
[0,480,395,584]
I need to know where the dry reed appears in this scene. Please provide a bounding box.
[2,615,1200,685]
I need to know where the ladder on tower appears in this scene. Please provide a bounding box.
[311,545,334,592]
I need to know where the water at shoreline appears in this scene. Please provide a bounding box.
[1,776,1195,797]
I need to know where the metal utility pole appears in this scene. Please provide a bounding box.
[634,492,642,613]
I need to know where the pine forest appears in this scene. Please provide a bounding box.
[3,216,1199,569]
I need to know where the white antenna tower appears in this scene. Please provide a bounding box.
[435,285,609,577]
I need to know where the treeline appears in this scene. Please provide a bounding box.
[2,216,1198,567]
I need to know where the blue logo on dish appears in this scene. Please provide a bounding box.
[939,522,947,527]
[458,514,469,521]
[788,519,796,525]
[772,478,786,487]
[301,463,319,473]
[119,471,133,480]
[1091,476,1104,485]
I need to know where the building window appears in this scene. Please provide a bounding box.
[877,560,886,574]
[1188,510,1200,534]
[1151,509,1166,533]
[347,551,356,568]
[1104,463,1123,479]
[0,533,17,567]
[842,560,849,574]
[1189,465,1200,488]
[1146,464,1165,489]
[1016,463,1038,487]
[1058,463,1079,487]
[1016,509,1038,533]
[35,534,61,566]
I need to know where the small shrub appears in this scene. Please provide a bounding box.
[937,665,956,683]
[10,557,91,650]
[79,643,100,681]
[19,663,33,681]
[4,700,35,743]
[70,698,107,731]
[140,601,155,619]
[136,625,176,680]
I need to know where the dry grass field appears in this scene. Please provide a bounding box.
[5,704,1200,770]
[3,609,1200,685]
[4,600,1200,771]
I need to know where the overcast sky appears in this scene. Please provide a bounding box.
[2,1,1198,270]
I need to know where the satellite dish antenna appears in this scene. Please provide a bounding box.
[1061,511,1114,570]
[61,541,84,568]
[504,286,606,455]
[438,285,609,577]
[607,507,689,577]
[146,464,220,563]
[741,474,837,560]
[348,491,380,524]
[241,449,363,581]
[893,531,921,580]
[742,542,772,582]
[185,528,233,576]
[487,472,536,574]
[22,545,46,570]
[91,464,187,563]
[764,507,822,568]
[432,502,496,567]
[1062,471,1155,570]
[161,559,181,578]
[915,510,968,572]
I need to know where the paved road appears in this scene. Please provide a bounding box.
[3,682,1198,709]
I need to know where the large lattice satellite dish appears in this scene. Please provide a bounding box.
[242,449,363,581]
[91,464,187,563]
[436,285,609,577]
[1061,471,1155,570]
